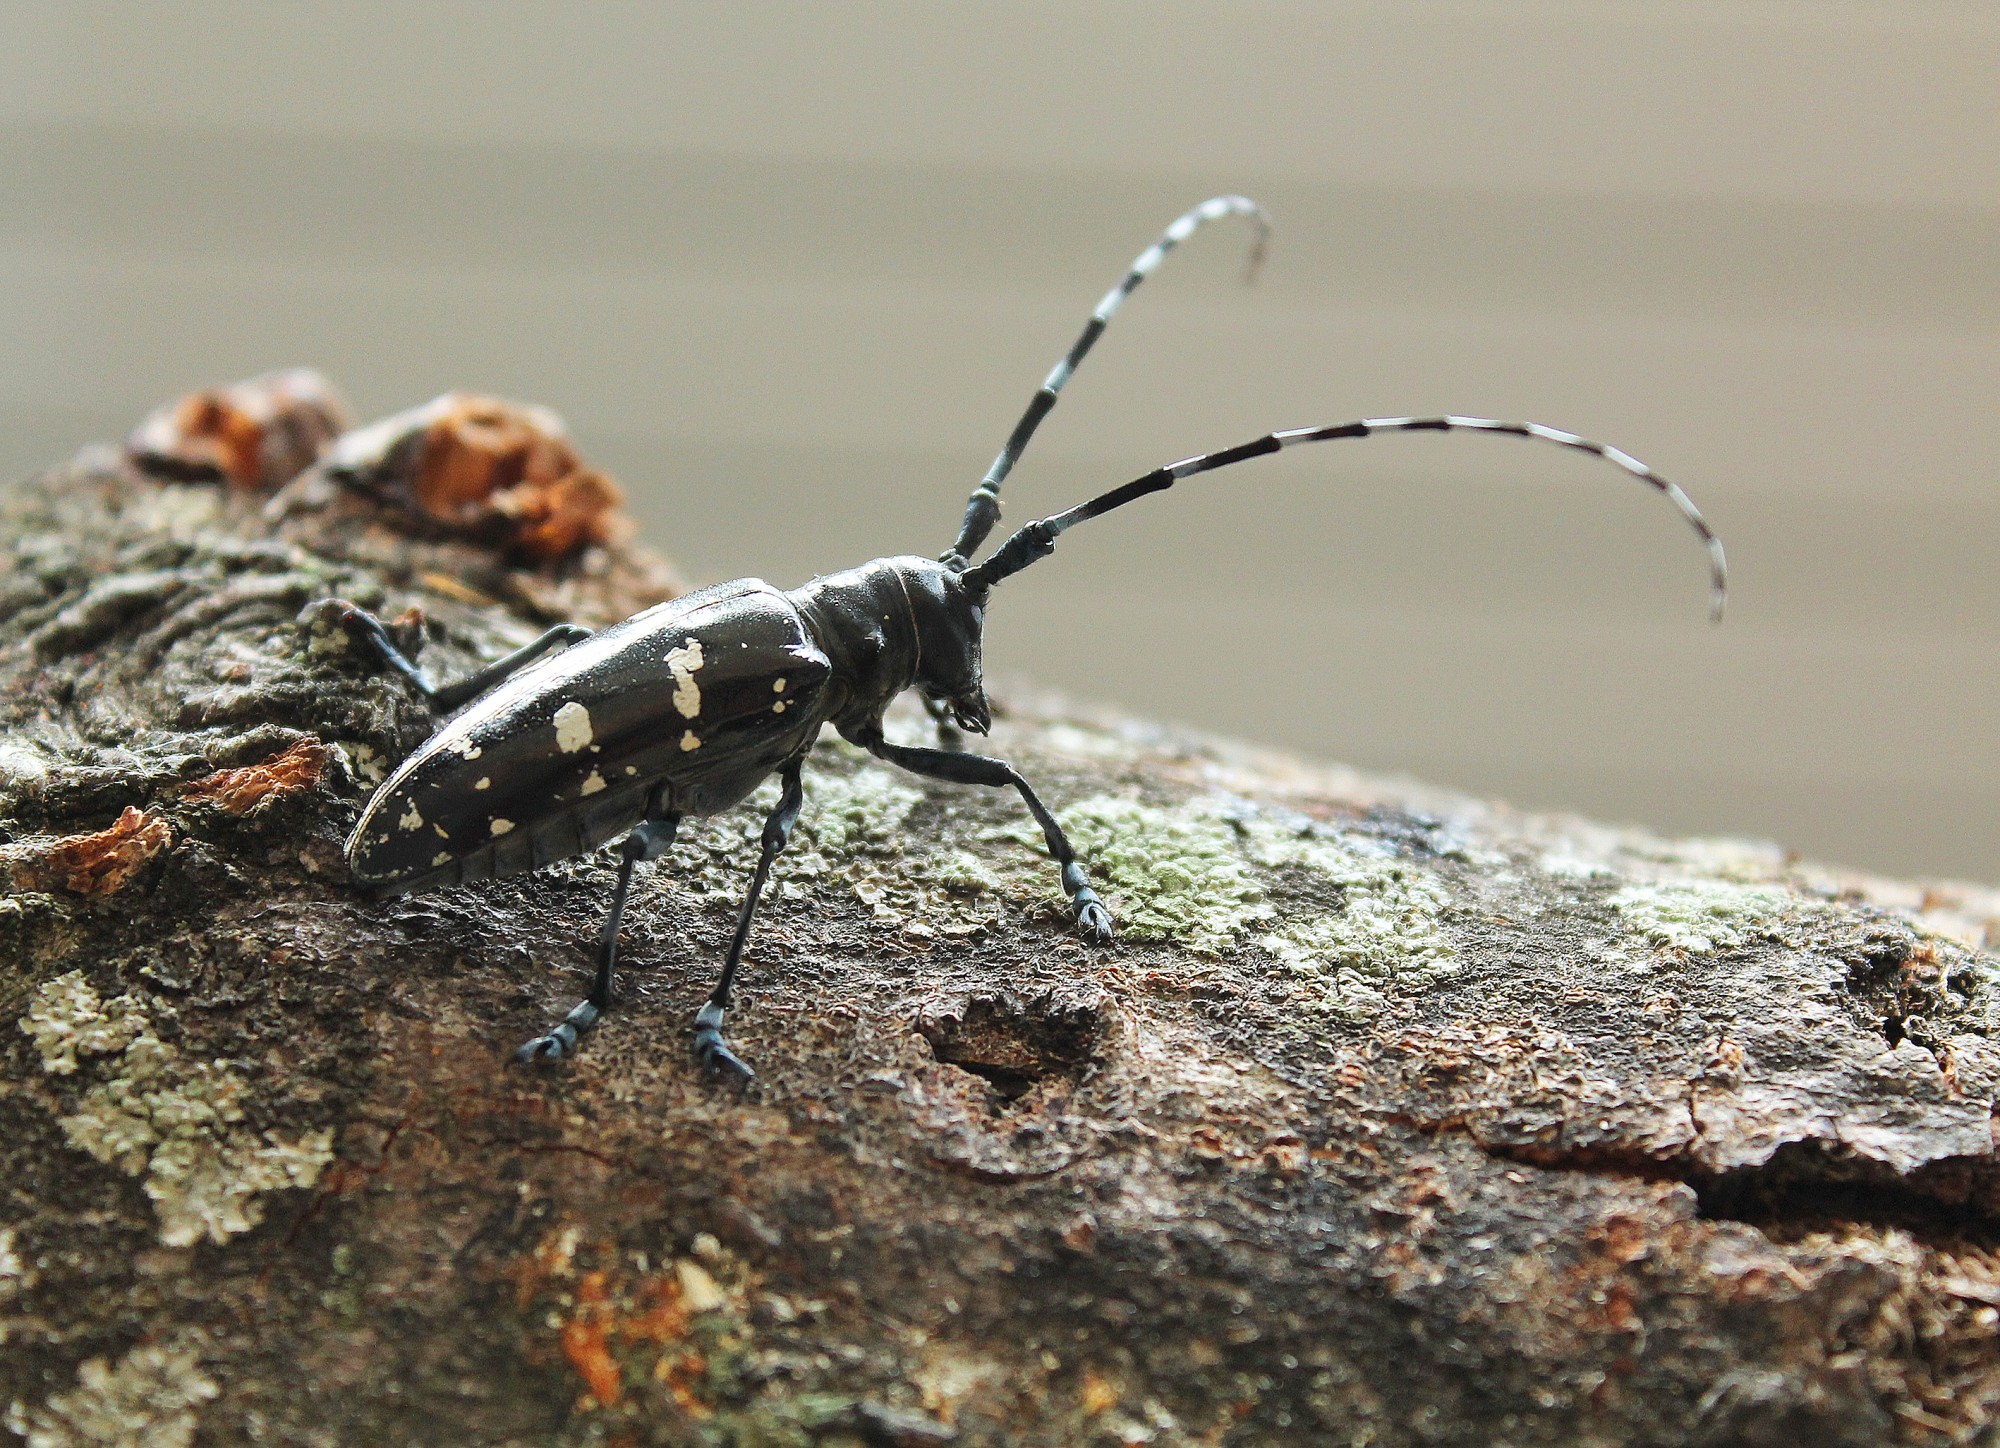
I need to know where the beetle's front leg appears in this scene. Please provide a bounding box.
[338,602,593,712]
[515,812,679,1064]
[694,759,807,1080]
[920,695,965,752]
[858,731,1113,942]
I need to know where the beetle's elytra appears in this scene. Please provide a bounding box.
[344,195,1727,1078]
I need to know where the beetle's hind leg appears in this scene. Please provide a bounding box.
[339,603,592,711]
[693,759,807,1081]
[514,813,680,1064]
[858,730,1113,941]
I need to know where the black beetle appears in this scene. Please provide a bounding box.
[343,195,1727,1078]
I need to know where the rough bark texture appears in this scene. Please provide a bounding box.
[3,446,2000,1447]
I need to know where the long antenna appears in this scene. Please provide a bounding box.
[962,415,1729,621]
[942,195,1271,569]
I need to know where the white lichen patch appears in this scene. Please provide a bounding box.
[1610,880,1798,953]
[680,730,701,752]
[334,740,386,786]
[674,1259,728,1313]
[1045,797,1269,954]
[58,1030,335,1248]
[489,818,515,836]
[1226,809,1457,1006]
[24,985,333,1248]
[552,700,592,753]
[0,1226,24,1297]
[4,1337,218,1448]
[18,972,149,1076]
[580,768,606,796]
[397,801,423,831]
[1252,843,1458,1004]
[665,639,705,717]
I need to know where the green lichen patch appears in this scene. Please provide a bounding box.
[1011,794,1459,1014]
[797,765,923,858]
[1609,880,1800,953]
[681,760,1007,937]
[18,972,150,1076]
[4,1336,217,1448]
[1042,796,1269,953]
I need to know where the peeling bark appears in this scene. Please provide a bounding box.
[3,446,2000,1447]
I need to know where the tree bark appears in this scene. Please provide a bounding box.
[3,445,1998,1447]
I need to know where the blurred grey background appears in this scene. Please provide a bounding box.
[3,3,1995,882]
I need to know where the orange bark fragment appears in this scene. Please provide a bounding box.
[409,396,630,561]
[18,807,173,895]
[126,368,349,491]
[183,738,329,814]
[1080,1366,1122,1417]
[562,1271,625,1408]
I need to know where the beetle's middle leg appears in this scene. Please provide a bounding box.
[693,759,806,1081]
[514,812,680,1065]
[859,731,1113,941]
[340,605,593,712]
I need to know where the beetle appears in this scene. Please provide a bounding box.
[342,195,1727,1078]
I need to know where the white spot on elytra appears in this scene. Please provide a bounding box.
[398,802,423,831]
[665,639,705,717]
[474,776,490,790]
[490,818,514,836]
[773,701,787,713]
[552,700,593,753]
[624,765,638,775]
[432,851,452,867]
[580,769,606,796]
[680,730,701,752]
[450,737,481,761]
[773,678,786,693]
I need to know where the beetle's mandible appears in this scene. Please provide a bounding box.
[342,196,1728,1078]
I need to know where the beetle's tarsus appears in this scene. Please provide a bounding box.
[921,695,966,752]
[514,1032,570,1065]
[1074,894,1114,943]
[512,1000,598,1065]
[693,1002,754,1080]
[338,603,432,696]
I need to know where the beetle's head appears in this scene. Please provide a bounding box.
[895,556,991,734]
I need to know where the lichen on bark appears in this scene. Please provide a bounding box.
[3,443,2000,1446]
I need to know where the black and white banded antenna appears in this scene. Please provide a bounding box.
[962,415,1730,622]
[942,194,1271,570]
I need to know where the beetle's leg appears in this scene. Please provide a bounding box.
[514,812,680,1065]
[860,732,1113,942]
[921,695,964,752]
[694,759,806,1081]
[339,604,593,712]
